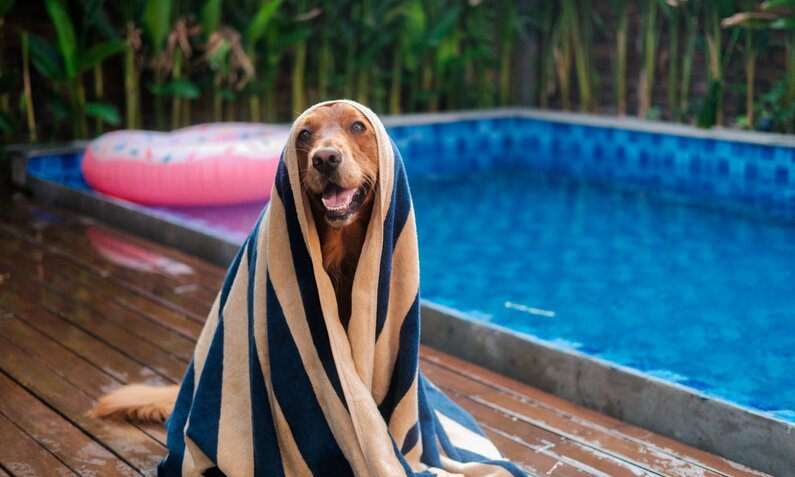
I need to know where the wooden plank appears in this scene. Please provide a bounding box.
[1,199,223,295]
[0,258,196,365]
[421,348,767,477]
[482,429,595,477]
[0,412,78,477]
[0,311,168,446]
[0,315,120,397]
[0,373,142,476]
[0,333,166,472]
[0,289,169,386]
[0,225,210,333]
[423,358,727,477]
[1,218,216,311]
[0,272,187,382]
[428,369,660,477]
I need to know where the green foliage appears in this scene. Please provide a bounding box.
[84,102,120,125]
[201,0,223,36]
[143,0,172,55]
[697,80,722,128]
[78,41,125,75]
[28,33,67,82]
[45,0,78,78]
[245,0,283,49]
[150,79,201,99]
[5,0,795,141]
[755,80,795,131]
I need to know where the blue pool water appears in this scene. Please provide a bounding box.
[26,115,795,422]
[411,169,795,421]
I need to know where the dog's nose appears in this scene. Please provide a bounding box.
[312,147,342,174]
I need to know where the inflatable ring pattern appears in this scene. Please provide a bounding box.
[82,123,290,205]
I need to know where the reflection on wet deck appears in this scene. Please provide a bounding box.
[0,196,770,477]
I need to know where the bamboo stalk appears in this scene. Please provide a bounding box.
[639,0,658,119]
[171,52,182,130]
[318,34,331,101]
[73,79,88,139]
[562,0,591,112]
[615,1,628,115]
[213,76,223,122]
[745,27,755,129]
[389,39,403,115]
[679,11,697,120]
[668,8,680,120]
[124,22,140,129]
[554,21,572,112]
[787,31,795,132]
[538,2,554,109]
[292,41,307,116]
[94,63,104,134]
[705,1,723,125]
[21,32,37,142]
[355,0,371,105]
[421,61,433,111]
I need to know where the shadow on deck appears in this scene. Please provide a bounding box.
[0,195,770,477]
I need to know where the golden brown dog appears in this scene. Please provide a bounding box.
[90,102,380,422]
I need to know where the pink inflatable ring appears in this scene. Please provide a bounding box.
[82,123,290,206]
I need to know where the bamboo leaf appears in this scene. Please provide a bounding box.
[77,41,125,75]
[201,0,222,35]
[148,79,201,98]
[246,0,283,49]
[45,0,78,79]
[84,102,121,125]
[143,0,171,55]
[77,0,119,40]
[427,6,462,46]
[27,34,67,83]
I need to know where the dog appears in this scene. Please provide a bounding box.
[90,102,380,423]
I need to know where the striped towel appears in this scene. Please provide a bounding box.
[159,100,527,477]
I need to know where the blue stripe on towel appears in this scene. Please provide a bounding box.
[376,144,413,339]
[417,374,443,468]
[158,362,194,476]
[245,219,286,477]
[184,319,224,462]
[276,161,348,406]
[378,295,420,422]
[266,278,355,477]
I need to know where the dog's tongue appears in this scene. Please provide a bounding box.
[322,184,356,208]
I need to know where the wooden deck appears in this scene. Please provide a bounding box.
[0,195,770,477]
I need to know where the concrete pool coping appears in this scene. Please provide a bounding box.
[6,109,795,476]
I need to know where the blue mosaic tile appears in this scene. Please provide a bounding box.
[391,117,795,218]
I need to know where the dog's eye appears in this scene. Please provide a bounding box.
[298,129,312,141]
[350,121,366,134]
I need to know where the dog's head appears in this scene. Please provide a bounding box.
[295,103,379,227]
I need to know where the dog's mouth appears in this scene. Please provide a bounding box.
[318,182,367,222]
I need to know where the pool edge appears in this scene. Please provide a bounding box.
[420,302,794,477]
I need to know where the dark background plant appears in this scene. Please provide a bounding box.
[1,0,794,144]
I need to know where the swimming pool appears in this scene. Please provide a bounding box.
[24,112,795,425]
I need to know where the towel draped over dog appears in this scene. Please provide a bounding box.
[159,100,526,477]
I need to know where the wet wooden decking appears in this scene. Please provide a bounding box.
[0,195,770,477]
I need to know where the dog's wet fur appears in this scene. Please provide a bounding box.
[90,103,379,423]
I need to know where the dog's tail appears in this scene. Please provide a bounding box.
[90,384,180,423]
